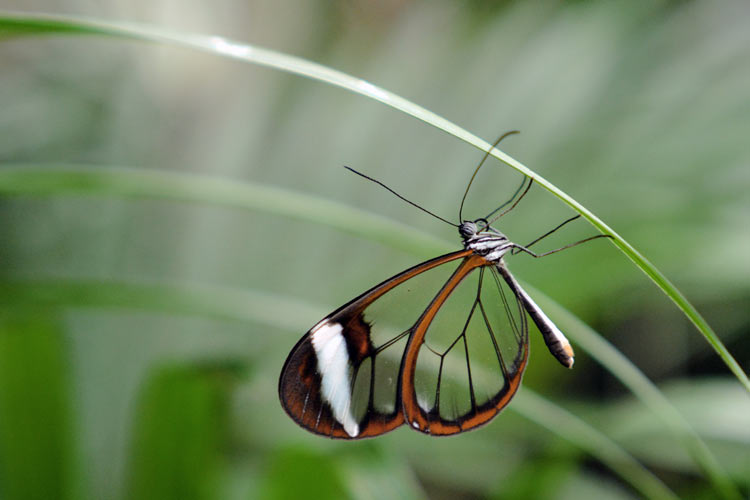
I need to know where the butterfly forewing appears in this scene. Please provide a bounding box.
[278,250,471,439]
[404,258,530,435]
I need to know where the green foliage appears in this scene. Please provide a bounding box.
[125,363,242,500]
[258,448,350,500]
[0,309,80,500]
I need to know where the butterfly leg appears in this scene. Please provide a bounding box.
[510,234,612,258]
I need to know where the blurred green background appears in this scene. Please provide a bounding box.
[1,1,748,499]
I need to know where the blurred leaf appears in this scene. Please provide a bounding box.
[0,307,81,500]
[513,390,678,500]
[0,166,448,258]
[489,457,578,500]
[258,444,425,500]
[338,445,426,500]
[488,457,642,500]
[258,447,350,500]
[124,362,244,500]
[0,278,321,333]
[595,378,750,487]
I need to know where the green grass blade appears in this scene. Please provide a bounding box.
[258,448,350,500]
[513,390,678,500]
[0,11,744,392]
[0,165,449,257]
[125,363,242,500]
[0,278,319,331]
[0,308,82,500]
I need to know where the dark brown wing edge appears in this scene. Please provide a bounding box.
[278,249,473,439]
[400,256,530,436]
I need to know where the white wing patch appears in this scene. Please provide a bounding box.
[310,321,360,437]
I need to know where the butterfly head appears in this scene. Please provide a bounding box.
[459,219,504,239]
[458,220,479,240]
[460,219,511,261]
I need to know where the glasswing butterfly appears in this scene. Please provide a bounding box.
[279,132,607,439]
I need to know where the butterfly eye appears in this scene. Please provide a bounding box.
[459,222,477,239]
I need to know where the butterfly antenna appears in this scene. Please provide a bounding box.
[458,130,520,223]
[484,177,534,228]
[344,166,458,227]
[483,175,529,221]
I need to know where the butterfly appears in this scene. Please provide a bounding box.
[278,132,606,439]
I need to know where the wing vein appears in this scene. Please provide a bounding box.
[479,299,508,379]
[491,267,521,342]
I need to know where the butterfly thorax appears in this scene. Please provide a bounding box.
[459,220,513,263]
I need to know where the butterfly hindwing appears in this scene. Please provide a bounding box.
[402,256,529,435]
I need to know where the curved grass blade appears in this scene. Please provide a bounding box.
[0,11,744,393]
[513,390,678,500]
[0,165,449,258]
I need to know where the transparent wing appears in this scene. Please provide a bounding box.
[278,250,471,439]
[402,256,529,435]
